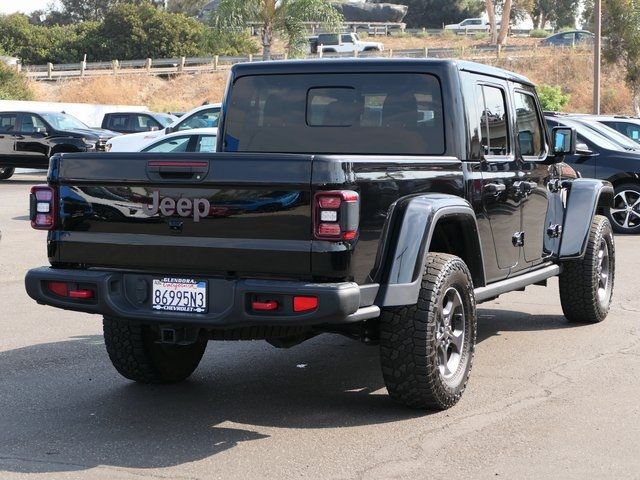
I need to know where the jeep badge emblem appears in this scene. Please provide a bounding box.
[144,191,210,222]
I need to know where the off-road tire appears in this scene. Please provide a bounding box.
[559,215,615,323]
[0,167,15,180]
[379,253,477,410]
[606,183,640,234]
[103,317,207,383]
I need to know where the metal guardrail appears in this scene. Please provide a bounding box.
[22,43,587,81]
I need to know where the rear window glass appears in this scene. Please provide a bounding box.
[223,73,445,155]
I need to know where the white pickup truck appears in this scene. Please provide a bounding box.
[309,33,384,54]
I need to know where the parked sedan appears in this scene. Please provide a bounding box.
[106,103,221,152]
[546,115,640,234]
[139,128,217,153]
[541,30,594,47]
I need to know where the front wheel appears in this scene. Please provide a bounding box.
[0,167,15,180]
[559,215,615,323]
[380,253,477,410]
[607,183,640,234]
[103,317,207,383]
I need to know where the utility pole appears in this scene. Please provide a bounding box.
[593,0,601,114]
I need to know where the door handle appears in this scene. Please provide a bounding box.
[485,183,506,194]
[513,181,537,196]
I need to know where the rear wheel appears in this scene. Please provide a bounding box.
[607,183,640,234]
[0,167,15,180]
[559,215,615,323]
[103,317,207,383]
[379,253,476,410]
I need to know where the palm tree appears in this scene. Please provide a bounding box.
[212,0,343,60]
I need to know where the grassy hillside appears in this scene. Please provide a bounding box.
[31,35,633,115]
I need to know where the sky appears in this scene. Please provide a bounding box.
[0,0,56,14]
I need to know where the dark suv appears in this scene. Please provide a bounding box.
[101,112,177,135]
[0,111,118,180]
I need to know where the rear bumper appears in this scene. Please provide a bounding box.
[25,267,379,328]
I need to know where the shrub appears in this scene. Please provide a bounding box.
[537,84,570,111]
[202,29,259,56]
[529,29,550,38]
[0,63,33,100]
[475,32,489,40]
[441,29,456,39]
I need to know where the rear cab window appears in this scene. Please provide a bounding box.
[223,73,445,155]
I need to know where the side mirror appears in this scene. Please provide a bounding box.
[35,127,47,135]
[164,126,174,134]
[551,126,576,156]
[149,126,159,132]
[576,142,594,156]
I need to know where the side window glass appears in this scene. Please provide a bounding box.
[0,114,17,132]
[108,115,129,130]
[143,136,191,153]
[197,135,217,152]
[19,114,45,133]
[133,115,152,132]
[515,91,545,157]
[178,109,219,130]
[478,85,509,157]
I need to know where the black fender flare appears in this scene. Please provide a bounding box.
[376,194,485,307]
[559,178,614,259]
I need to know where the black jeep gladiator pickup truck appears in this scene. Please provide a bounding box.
[25,59,615,410]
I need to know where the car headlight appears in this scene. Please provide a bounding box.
[83,138,96,150]
[105,143,112,152]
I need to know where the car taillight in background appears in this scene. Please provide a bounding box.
[313,190,359,241]
[30,185,56,230]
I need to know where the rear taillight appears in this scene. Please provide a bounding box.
[30,185,56,230]
[46,281,95,300]
[313,190,359,241]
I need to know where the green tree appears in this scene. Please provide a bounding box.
[528,0,579,29]
[212,0,342,60]
[391,0,483,29]
[603,0,640,115]
[96,3,205,59]
[537,84,570,111]
[168,0,210,17]
[0,63,33,100]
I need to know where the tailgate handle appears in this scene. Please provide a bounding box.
[147,161,209,181]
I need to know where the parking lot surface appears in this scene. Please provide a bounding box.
[1,173,639,480]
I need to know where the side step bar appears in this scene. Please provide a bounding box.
[474,264,561,303]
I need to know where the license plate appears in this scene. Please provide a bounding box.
[152,277,207,313]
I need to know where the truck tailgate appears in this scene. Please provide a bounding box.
[51,153,313,277]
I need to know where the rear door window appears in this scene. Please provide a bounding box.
[0,113,17,132]
[474,84,510,157]
[143,136,192,153]
[224,73,445,155]
[107,115,129,131]
[197,135,217,152]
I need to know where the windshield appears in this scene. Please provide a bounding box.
[551,118,622,150]
[575,119,640,150]
[156,114,176,127]
[40,112,89,130]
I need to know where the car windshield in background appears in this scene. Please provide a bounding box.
[41,113,89,130]
[577,119,640,150]
[157,115,176,127]
[223,73,445,155]
[552,118,622,150]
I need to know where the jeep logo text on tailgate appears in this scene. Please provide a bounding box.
[144,191,210,222]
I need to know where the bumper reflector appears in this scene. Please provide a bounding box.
[293,296,318,312]
[252,300,278,311]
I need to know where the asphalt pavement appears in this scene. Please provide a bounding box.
[1,173,639,480]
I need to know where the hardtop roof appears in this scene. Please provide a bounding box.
[231,58,534,87]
